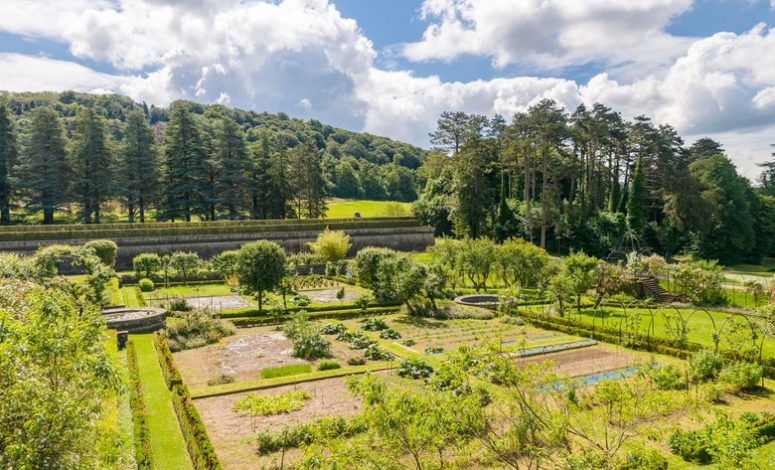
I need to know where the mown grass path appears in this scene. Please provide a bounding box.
[132,334,193,470]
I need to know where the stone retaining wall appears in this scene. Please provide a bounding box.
[0,223,435,269]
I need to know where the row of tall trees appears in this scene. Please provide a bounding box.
[0,101,329,223]
[416,103,775,263]
[0,93,424,224]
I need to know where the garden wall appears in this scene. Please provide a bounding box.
[0,218,434,269]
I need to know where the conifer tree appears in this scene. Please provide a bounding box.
[494,175,519,242]
[0,101,17,224]
[69,107,114,223]
[248,135,272,219]
[160,103,207,221]
[121,108,157,223]
[268,143,293,219]
[215,116,248,219]
[626,156,646,234]
[19,107,68,224]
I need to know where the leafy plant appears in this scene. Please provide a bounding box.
[361,317,389,331]
[379,328,401,339]
[396,359,434,379]
[317,360,341,371]
[259,363,313,379]
[282,312,332,360]
[424,345,444,355]
[719,361,763,391]
[165,309,235,351]
[364,344,394,361]
[689,349,725,382]
[322,322,347,335]
[647,364,685,390]
[234,390,311,416]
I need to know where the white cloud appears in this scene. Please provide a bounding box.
[0,0,773,179]
[402,0,695,74]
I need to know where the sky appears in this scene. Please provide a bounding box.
[0,0,774,178]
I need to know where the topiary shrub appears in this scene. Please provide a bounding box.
[83,239,118,267]
[138,278,155,292]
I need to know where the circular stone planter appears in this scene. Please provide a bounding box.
[102,307,167,333]
[453,294,500,309]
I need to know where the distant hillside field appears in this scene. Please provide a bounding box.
[325,199,413,218]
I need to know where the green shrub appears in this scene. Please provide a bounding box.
[364,344,394,361]
[283,313,332,360]
[361,317,389,331]
[353,294,372,311]
[719,361,763,391]
[126,340,153,469]
[674,260,726,306]
[138,278,155,292]
[166,296,191,312]
[347,356,366,366]
[317,360,341,371]
[689,350,725,382]
[256,416,367,454]
[165,310,236,352]
[308,228,351,262]
[400,338,416,346]
[259,363,313,379]
[322,322,347,335]
[396,359,434,379]
[83,239,117,267]
[206,375,234,386]
[379,328,401,339]
[133,253,162,279]
[153,332,183,389]
[668,429,713,464]
[648,364,685,390]
[235,390,311,416]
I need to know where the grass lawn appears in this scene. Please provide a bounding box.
[132,334,193,470]
[147,283,235,299]
[549,306,775,359]
[325,199,412,218]
[120,286,143,308]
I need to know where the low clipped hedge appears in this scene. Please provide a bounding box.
[0,218,421,242]
[153,331,183,389]
[219,301,400,319]
[134,286,148,307]
[152,332,221,470]
[126,340,153,469]
[228,306,400,328]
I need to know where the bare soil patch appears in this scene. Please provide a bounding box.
[186,295,251,310]
[517,346,640,378]
[195,374,374,470]
[174,325,370,389]
[302,288,358,303]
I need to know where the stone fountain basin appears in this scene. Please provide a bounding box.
[453,294,500,309]
[102,307,167,333]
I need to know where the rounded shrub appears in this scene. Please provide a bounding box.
[648,364,685,390]
[688,350,724,382]
[138,278,155,292]
[83,239,118,267]
[719,361,763,392]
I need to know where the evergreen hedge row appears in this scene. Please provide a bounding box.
[153,332,222,470]
[0,219,421,242]
[126,340,153,470]
[219,302,401,319]
[153,331,182,389]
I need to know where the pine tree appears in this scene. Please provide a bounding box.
[122,109,157,223]
[494,175,519,242]
[0,102,18,224]
[297,140,328,218]
[160,103,207,221]
[215,117,248,219]
[268,144,292,219]
[69,107,114,223]
[248,135,272,219]
[19,108,69,224]
[626,156,646,234]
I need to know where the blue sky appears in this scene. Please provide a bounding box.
[0,0,774,176]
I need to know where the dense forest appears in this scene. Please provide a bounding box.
[415,103,775,264]
[0,91,425,224]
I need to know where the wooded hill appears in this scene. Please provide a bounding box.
[0,91,425,225]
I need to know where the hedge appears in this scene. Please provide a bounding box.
[126,340,153,469]
[228,306,400,328]
[518,309,775,378]
[153,331,183,389]
[171,384,222,470]
[0,218,421,242]
[121,273,223,286]
[219,301,401,319]
[152,332,222,470]
[134,286,148,307]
